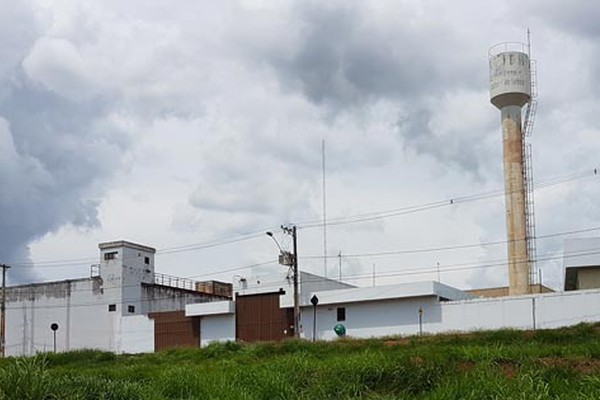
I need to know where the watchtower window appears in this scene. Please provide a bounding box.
[108,304,116,312]
[128,305,135,313]
[144,256,150,265]
[104,252,118,260]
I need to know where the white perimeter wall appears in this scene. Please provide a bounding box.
[302,297,438,340]
[200,314,235,347]
[301,289,600,340]
[6,279,120,356]
[6,278,157,356]
[119,315,154,354]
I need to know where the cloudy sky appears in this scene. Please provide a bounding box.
[1,0,599,291]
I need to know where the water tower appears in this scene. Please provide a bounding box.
[489,42,538,296]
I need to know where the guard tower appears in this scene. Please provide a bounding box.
[489,42,538,296]
[98,240,156,315]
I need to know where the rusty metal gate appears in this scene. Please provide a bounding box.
[235,292,293,342]
[149,310,199,351]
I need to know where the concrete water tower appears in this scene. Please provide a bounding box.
[489,43,535,296]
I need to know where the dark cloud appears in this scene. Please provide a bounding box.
[0,74,129,282]
[263,3,483,108]
[244,2,493,175]
[397,103,499,178]
[528,1,600,39]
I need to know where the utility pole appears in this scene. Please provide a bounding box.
[286,225,300,339]
[0,264,10,358]
[271,226,300,339]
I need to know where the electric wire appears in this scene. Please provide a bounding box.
[3,167,598,267]
[3,245,598,298]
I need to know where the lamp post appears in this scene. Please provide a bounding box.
[266,226,300,339]
[50,323,59,353]
[310,295,319,342]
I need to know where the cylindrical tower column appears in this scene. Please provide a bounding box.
[489,45,532,296]
[501,105,529,295]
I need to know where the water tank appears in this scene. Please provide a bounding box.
[489,43,531,109]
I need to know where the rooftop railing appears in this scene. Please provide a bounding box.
[153,272,200,291]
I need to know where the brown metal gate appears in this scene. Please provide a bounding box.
[149,310,200,351]
[236,292,293,342]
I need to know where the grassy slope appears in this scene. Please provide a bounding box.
[1,324,599,399]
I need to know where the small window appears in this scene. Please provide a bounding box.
[108,304,116,312]
[144,256,150,265]
[337,307,346,322]
[104,252,118,260]
[128,305,135,313]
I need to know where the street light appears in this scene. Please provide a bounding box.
[266,227,300,339]
[310,295,319,342]
[266,231,293,267]
[266,231,283,252]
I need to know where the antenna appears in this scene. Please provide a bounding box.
[322,138,327,278]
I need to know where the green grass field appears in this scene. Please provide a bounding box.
[1,323,599,399]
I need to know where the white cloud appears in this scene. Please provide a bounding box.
[0,0,596,292]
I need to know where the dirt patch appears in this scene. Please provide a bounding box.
[499,362,518,379]
[455,361,517,378]
[539,358,600,374]
[383,339,410,346]
[410,356,425,366]
[457,361,476,373]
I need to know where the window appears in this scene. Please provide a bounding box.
[128,305,135,313]
[104,251,118,260]
[337,307,346,322]
[144,256,150,265]
[108,304,116,312]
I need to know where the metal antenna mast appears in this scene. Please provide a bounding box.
[322,138,327,278]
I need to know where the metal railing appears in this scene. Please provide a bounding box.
[153,272,200,291]
[90,264,100,278]
[488,42,527,57]
[523,56,539,285]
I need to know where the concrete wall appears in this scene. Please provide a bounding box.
[119,315,155,354]
[200,314,236,347]
[6,278,118,356]
[300,289,600,340]
[142,285,220,314]
[467,284,553,298]
[302,297,439,341]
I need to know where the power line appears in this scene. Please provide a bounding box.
[301,225,600,260]
[3,246,600,309]
[213,246,600,292]
[296,168,596,229]
[3,167,598,268]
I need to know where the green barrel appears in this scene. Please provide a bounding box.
[334,324,346,337]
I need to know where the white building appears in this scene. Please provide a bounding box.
[7,238,600,354]
[6,241,229,356]
[187,241,600,345]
